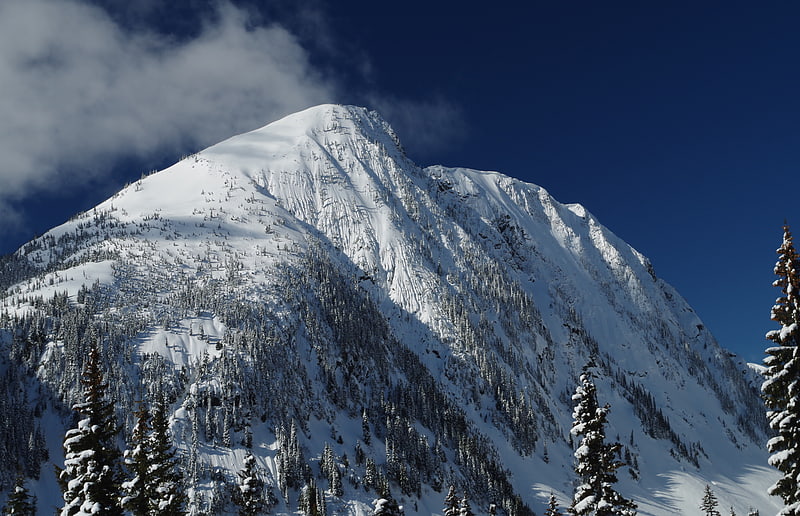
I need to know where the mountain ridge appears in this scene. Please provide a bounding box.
[0,104,777,514]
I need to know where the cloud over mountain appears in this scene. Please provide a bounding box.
[0,0,335,220]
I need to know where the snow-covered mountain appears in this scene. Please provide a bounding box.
[0,104,777,515]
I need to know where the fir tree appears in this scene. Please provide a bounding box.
[299,478,323,516]
[459,496,475,516]
[121,404,152,516]
[700,484,721,516]
[364,457,377,492]
[280,420,307,492]
[569,362,637,516]
[57,345,123,516]
[321,442,343,497]
[763,223,800,515]
[443,485,460,516]
[317,486,327,516]
[121,399,186,515]
[2,475,36,515]
[148,398,187,514]
[362,409,372,446]
[373,494,403,516]
[243,419,253,449]
[235,451,265,516]
[544,493,562,516]
[355,441,365,466]
[329,464,343,498]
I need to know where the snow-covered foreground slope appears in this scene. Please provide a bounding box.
[0,104,778,515]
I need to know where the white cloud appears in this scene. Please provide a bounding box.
[0,0,468,245]
[0,0,335,204]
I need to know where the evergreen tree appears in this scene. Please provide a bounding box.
[459,496,475,516]
[569,362,637,516]
[763,223,800,515]
[57,345,123,516]
[700,484,721,516]
[280,420,307,493]
[364,457,377,492]
[148,398,187,514]
[443,485,460,516]
[235,451,265,516]
[329,464,343,498]
[243,420,253,449]
[317,486,327,516]
[362,409,372,446]
[544,493,562,516]
[320,442,343,497]
[373,494,403,516]
[121,404,152,516]
[121,399,186,515]
[299,478,320,516]
[2,475,36,515]
[355,441,365,466]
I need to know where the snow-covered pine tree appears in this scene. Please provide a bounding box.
[243,424,254,449]
[443,485,460,516]
[148,397,187,515]
[763,223,800,515]
[373,494,403,516]
[121,404,152,515]
[121,398,186,515]
[188,396,200,486]
[279,420,307,493]
[362,409,372,446]
[459,496,475,516]
[299,478,320,516]
[329,464,343,498]
[354,441,365,466]
[2,475,36,515]
[235,451,265,516]
[57,344,123,516]
[569,362,637,516]
[700,484,721,516]
[320,442,343,497]
[317,486,327,516]
[364,457,377,492]
[544,493,562,516]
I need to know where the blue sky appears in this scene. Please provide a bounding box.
[0,1,798,362]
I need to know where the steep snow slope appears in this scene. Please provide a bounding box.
[0,104,777,515]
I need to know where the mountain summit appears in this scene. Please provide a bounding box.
[0,104,777,514]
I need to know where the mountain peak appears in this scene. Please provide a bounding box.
[201,104,403,166]
[2,104,778,515]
